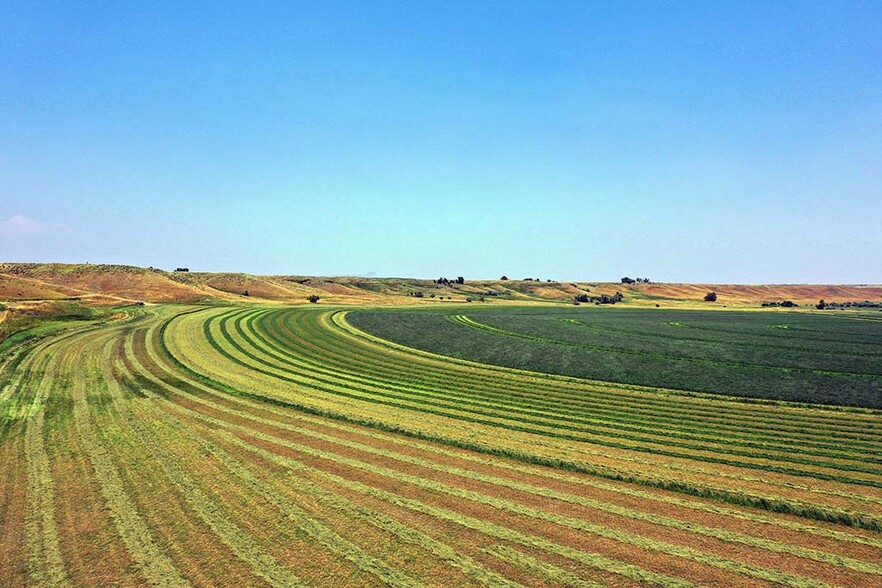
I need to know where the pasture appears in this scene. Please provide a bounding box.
[1,304,881,587]
[349,307,882,408]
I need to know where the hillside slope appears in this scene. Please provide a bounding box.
[0,263,207,303]
[1,262,880,307]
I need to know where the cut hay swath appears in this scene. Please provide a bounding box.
[1,303,880,587]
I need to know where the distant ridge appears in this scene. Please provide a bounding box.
[1,262,880,308]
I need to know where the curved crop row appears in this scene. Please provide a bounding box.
[170,308,878,516]
[247,309,882,470]
[4,303,882,587]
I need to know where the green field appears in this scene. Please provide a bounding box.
[2,304,882,587]
[349,307,882,408]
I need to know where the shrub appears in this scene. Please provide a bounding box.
[307,295,320,303]
[704,292,717,302]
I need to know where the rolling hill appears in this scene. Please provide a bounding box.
[2,262,880,308]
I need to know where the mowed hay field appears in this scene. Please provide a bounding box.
[2,305,882,587]
[348,308,882,407]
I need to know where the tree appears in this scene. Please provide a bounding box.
[242,289,249,297]
[307,294,320,303]
[500,276,508,281]
[456,276,464,284]
[621,277,636,284]
[704,291,717,302]
[817,299,826,310]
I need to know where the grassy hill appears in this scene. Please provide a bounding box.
[2,262,880,308]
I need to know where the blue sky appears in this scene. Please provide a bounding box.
[1,2,880,282]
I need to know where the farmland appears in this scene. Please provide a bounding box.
[348,307,882,408]
[2,303,882,587]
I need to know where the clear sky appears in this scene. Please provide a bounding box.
[2,2,880,282]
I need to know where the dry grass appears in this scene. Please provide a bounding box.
[3,262,879,309]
